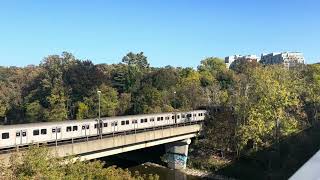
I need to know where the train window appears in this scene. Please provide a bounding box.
[177,115,180,119]
[33,130,39,136]
[132,120,138,124]
[41,129,47,135]
[86,125,89,129]
[161,117,164,120]
[2,133,9,139]
[126,120,129,125]
[157,117,161,121]
[82,125,86,130]
[16,132,20,137]
[22,131,27,137]
[66,126,72,132]
[121,121,125,125]
[73,126,78,131]
[57,128,61,133]
[150,118,155,122]
[193,114,196,117]
[144,118,147,123]
[172,116,175,119]
[104,123,108,127]
[187,114,192,118]
[111,122,118,126]
[94,124,97,129]
[52,128,56,133]
[182,114,185,118]
[140,119,144,123]
[165,117,170,120]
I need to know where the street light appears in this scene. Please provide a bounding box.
[97,90,101,139]
[173,91,177,125]
[173,91,176,110]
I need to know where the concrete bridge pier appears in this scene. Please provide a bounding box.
[164,138,191,170]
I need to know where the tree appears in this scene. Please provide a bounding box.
[25,101,43,122]
[64,60,104,103]
[84,85,119,118]
[132,86,163,114]
[176,68,206,110]
[299,64,320,124]
[203,106,237,157]
[234,66,306,150]
[122,52,150,93]
[45,84,68,121]
[117,93,132,115]
[122,52,149,69]
[0,146,159,180]
[76,102,89,120]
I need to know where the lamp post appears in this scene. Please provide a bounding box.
[173,91,177,125]
[173,91,176,110]
[97,90,101,139]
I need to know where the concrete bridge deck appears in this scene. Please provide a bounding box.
[0,122,202,169]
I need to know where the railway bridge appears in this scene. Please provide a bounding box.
[0,122,202,169]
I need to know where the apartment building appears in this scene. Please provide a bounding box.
[260,52,305,68]
[225,55,259,69]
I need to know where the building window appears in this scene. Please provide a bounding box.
[66,126,72,132]
[33,130,39,136]
[41,129,47,135]
[73,126,78,131]
[2,132,9,139]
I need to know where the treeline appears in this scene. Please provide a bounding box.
[202,61,320,154]
[0,51,232,124]
[1,51,320,153]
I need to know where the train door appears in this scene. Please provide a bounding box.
[15,130,27,145]
[51,127,62,140]
[111,121,118,134]
[81,124,89,137]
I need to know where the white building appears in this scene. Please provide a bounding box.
[260,52,305,68]
[225,55,259,69]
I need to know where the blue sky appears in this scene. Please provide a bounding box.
[0,0,319,67]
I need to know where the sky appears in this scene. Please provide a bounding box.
[0,0,319,68]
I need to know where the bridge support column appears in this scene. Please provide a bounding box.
[164,138,191,170]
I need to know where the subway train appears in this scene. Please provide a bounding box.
[0,110,206,149]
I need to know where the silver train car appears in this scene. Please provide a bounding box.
[0,110,206,149]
